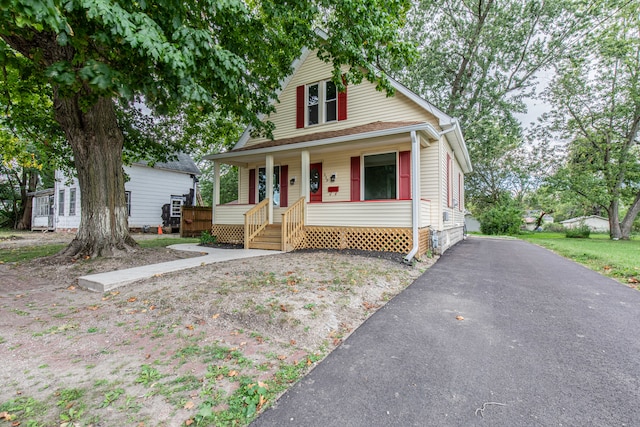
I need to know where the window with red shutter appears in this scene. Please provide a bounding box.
[296,85,305,128]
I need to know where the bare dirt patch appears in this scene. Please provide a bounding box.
[0,234,435,426]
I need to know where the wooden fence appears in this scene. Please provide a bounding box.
[180,206,212,238]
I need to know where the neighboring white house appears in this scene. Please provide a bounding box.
[31,153,200,232]
[560,215,610,233]
[204,42,472,258]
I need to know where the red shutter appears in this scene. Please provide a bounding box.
[338,76,348,121]
[249,169,256,204]
[350,156,360,201]
[280,165,288,208]
[399,151,411,200]
[296,85,305,128]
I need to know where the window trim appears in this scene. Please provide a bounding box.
[125,191,132,217]
[69,188,76,216]
[361,151,399,201]
[58,189,65,216]
[296,78,347,128]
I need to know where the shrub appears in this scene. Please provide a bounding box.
[565,224,590,238]
[479,203,523,235]
[199,231,217,245]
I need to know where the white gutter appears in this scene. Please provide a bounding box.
[404,130,421,264]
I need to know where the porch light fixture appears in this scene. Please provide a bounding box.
[330,173,336,182]
[289,177,296,186]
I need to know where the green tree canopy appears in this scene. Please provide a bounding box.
[0,0,415,257]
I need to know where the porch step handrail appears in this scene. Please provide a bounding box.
[281,197,305,252]
[244,198,270,248]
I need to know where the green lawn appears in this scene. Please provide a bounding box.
[518,232,640,286]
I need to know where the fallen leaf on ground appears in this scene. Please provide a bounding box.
[212,313,220,319]
[280,304,288,312]
[184,401,194,410]
[127,297,137,303]
[277,355,287,360]
[0,412,13,421]
[228,370,238,377]
[456,315,465,321]
[628,277,638,284]
[67,285,76,291]
[185,324,194,330]
[185,420,194,426]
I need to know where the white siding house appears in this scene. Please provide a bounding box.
[33,154,200,232]
[561,215,610,233]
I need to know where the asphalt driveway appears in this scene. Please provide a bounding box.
[252,236,640,426]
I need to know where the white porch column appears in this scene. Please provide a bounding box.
[266,154,274,224]
[300,150,310,223]
[212,161,220,224]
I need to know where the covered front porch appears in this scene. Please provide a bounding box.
[206,123,440,257]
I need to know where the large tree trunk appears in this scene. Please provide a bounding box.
[17,170,38,230]
[608,200,623,240]
[53,90,137,258]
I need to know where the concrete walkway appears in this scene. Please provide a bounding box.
[251,237,640,426]
[79,244,282,292]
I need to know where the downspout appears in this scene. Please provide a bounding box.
[403,131,420,264]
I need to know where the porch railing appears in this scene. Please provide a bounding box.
[244,198,270,249]
[281,197,305,251]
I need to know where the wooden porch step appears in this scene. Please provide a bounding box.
[249,224,282,251]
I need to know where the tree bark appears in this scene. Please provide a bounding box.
[620,190,640,240]
[17,170,38,230]
[53,90,137,258]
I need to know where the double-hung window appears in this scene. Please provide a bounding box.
[69,188,77,216]
[58,189,65,216]
[297,79,346,128]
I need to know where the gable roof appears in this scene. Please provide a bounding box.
[134,152,200,175]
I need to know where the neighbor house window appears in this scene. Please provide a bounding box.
[35,196,49,216]
[69,188,76,216]
[297,79,347,128]
[58,189,65,216]
[170,196,183,218]
[364,153,397,200]
[125,191,131,216]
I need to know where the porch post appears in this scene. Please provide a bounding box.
[266,154,274,224]
[212,161,220,224]
[300,150,310,223]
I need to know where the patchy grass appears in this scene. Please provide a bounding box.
[519,232,640,286]
[0,244,66,263]
[0,236,199,263]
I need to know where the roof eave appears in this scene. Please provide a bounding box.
[205,123,440,162]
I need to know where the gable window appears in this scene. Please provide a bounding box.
[125,191,132,216]
[170,196,183,218]
[69,188,76,216]
[297,79,347,128]
[58,189,65,216]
